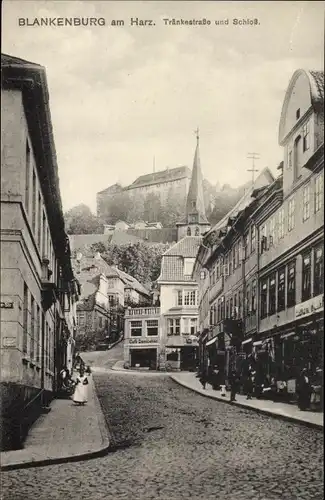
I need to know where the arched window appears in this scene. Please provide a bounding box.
[195,227,200,236]
[187,227,191,236]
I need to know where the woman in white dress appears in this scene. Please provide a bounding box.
[72,367,89,405]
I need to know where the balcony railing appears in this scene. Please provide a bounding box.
[126,307,160,317]
[209,276,224,304]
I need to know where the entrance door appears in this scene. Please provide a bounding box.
[180,347,197,371]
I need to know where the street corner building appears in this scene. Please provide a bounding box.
[0,54,80,450]
[123,132,211,371]
[193,68,324,403]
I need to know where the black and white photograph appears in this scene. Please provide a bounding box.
[1,0,324,498]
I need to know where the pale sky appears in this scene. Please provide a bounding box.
[2,0,324,212]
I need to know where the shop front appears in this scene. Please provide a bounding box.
[165,335,198,371]
[125,337,160,370]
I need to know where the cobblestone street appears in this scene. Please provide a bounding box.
[2,368,323,500]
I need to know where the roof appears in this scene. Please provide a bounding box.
[128,166,191,189]
[185,136,209,223]
[97,183,123,196]
[158,237,201,282]
[163,236,202,257]
[205,167,274,237]
[127,227,177,243]
[69,233,113,252]
[279,69,324,144]
[115,268,150,296]
[308,70,324,104]
[1,53,43,67]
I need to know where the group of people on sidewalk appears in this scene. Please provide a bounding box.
[59,353,91,406]
[198,364,321,411]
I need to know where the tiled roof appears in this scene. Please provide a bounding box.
[1,53,42,67]
[97,183,123,196]
[159,237,201,282]
[163,236,202,257]
[115,268,150,296]
[308,70,324,104]
[129,166,191,188]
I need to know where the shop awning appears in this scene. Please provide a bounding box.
[206,336,218,347]
[281,332,296,339]
[242,338,252,345]
[253,340,263,346]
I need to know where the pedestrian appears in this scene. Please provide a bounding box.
[72,366,89,406]
[73,353,85,373]
[199,367,208,389]
[246,367,254,400]
[297,367,312,411]
[229,369,240,402]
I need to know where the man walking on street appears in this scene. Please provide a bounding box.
[229,369,240,402]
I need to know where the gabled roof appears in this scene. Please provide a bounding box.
[115,268,150,296]
[1,53,42,67]
[97,183,123,196]
[163,236,202,257]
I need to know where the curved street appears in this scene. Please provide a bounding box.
[2,347,324,500]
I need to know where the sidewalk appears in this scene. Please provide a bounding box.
[1,376,110,471]
[170,372,324,430]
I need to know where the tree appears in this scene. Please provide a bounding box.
[101,192,133,224]
[64,204,103,234]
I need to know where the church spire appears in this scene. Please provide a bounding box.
[185,128,208,223]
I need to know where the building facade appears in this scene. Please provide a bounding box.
[1,54,79,449]
[193,68,324,402]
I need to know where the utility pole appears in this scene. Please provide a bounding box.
[247,153,260,185]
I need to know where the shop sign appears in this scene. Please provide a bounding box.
[129,337,158,345]
[3,337,16,347]
[295,295,324,320]
[1,301,14,309]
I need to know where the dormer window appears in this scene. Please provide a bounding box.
[192,201,196,209]
[296,108,300,120]
[303,122,310,152]
[184,258,195,277]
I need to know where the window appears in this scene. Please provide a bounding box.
[261,280,268,318]
[220,296,225,320]
[303,122,310,152]
[278,208,285,239]
[269,217,276,246]
[130,320,142,337]
[294,136,302,180]
[287,262,296,307]
[238,291,243,319]
[38,194,42,249]
[108,295,115,306]
[23,283,28,353]
[229,298,233,318]
[146,320,158,336]
[42,211,47,257]
[183,290,197,306]
[246,287,251,317]
[315,173,323,212]
[184,258,195,276]
[251,226,256,253]
[302,252,312,302]
[232,247,236,271]
[288,149,292,169]
[36,304,40,362]
[288,197,295,232]
[226,300,230,319]
[296,108,300,120]
[233,295,237,318]
[244,233,250,258]
[187,227,191,236]
[190,318,197,335]
[314,245,324,296]
[251,281,257,314]
[260,225,268,253]
[168,318,180,335]
[277,268,285,312]
[25,140,30,213]
[268,274,276,316]
[195,227,200,236]
[216,260,220,280]
[303,185,310,221]
[78,312,85,326]
[229,252,232,275]
[177,290,183,306]
[30,296,35,359]
[32,171,37,234]
[98,316,103,328]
